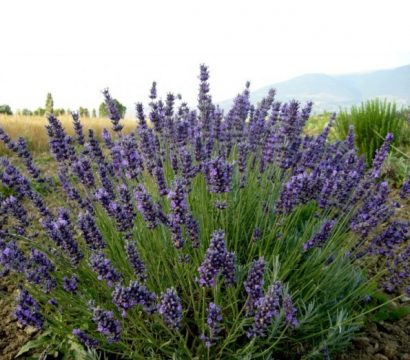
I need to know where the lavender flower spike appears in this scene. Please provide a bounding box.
[89,252,121,287]
[102,88,123,133]
[14,289,44,329]
[72,329,99,348]
[247,281,282,338]
[124,240,147,282]
[92,307,122,343]
[283,294,299,328]
[197,230,234,287]
[200,302,223,348]
[244,257,266,314]
[303,220,336,251]
[158,288,183,330]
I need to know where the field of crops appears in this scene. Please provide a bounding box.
[0,66,409,359]
[0,115,136,154]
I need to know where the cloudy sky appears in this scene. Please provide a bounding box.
[1,0,409,114]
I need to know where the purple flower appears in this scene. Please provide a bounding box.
[26,249,56,293]
[124,240,147,282]
[186,213,200,248]
[203,156,233,193]
[134,185,158,229]
[200,302,223,348]
[78,212,106,250]
[153,162,168,196]
[41,209,83,265]
[0,239,27,275]
[92,307,122,343]
[89,252,121,287]
[102,128,113,148]
[158,288,183,330]
[252,228,261,242]
[367,221,409,257]
[371,133,393,178]
[350,181,392,239]
[136,102,147,128]
[304,220,336,251]
[247,281,282,338]
[46,114,76,162]
[119,135,143,180]
[168,216,185,249]
[14,289,44,329]
[72,329,99,348]
[283,295,299,328]
[1,195,29,228]
[117,184,135,228]
[400,176,410,199]
[71,112,85,145]
[168,178,188,225]
[102,88,123,133]
[244,258,265,314]
[197,230,235,287]
[58,169,87,208]
[112,280,157,316]
[72,157,95,188]
[221,251,236,286]
[63,275,79,293]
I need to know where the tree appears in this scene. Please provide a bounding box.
[79,107,90,118]
[99,99,126,118]
[33,108,46,116]
[92,108,97,118]
[55,109,65,116]
[0,105,13,115]
[45,93,54,114]
[22,109,33,116]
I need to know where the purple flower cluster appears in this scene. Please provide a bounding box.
[63,275,79,293]
[26,249,56,293]
[168,177,188,225]
[0,239,26,275]
[42,209,83,264]
[283,295,299,328]
[89,252,121,287]
[200,302,223,348]
[92,307,122,343]
[78,212,106,250]
[197,230,236,287]
[124,240,147,281]
[158,287,183,330]
[112,280,157,316]
[14,289,44,329]
[71,112,85,145]
[102,88,123,133]
[247,281,282,338]
[400,176,410,199]
[350,181,391,238]
[72,329,99,348]
[244,258,266,314]
[204,156,233,193]
[304,220,336,251]
[134,185,158,229]
[119,135,143,180]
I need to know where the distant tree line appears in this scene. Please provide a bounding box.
[0,92,126,119]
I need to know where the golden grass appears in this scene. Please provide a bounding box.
[0,115,136,154]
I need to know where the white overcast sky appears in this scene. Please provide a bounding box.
[1,0,409,114]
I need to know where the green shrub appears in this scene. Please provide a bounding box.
[334,99,406,165]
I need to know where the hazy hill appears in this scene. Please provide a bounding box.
[218,65,410,113]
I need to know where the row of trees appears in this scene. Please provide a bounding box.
[0,93,126,118]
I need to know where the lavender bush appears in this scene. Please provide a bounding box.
[0,65,409,359]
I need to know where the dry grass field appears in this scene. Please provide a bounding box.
[0,114,136,153]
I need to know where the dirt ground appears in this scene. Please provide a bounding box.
[0,278,39,360]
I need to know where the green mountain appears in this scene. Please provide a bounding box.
[218,65,410,113]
